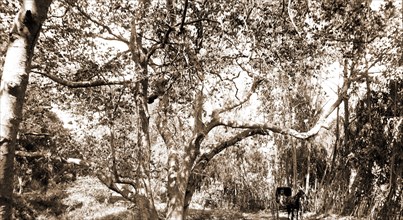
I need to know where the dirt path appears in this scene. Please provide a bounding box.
[187,209,318,220]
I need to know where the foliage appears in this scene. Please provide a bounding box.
[341,78,403,217]
[197,139,271,211]
[14,82,81,193]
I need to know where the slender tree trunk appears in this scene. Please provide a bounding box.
[292,139,297,190]
[305,141,311,193]
[135,77,158,220]
[329,106,340,181]
[0,1,52,219]
[343,88,349,151]
[286,154,290,186]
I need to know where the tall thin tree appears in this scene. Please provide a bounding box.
[0,1,52,219]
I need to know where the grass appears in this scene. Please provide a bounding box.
[59,176,133,220]
[16,176,376,219]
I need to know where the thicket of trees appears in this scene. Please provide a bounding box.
[0,0,401,219]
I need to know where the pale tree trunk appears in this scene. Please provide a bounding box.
[157,90,206,220]
[0,1,52,219]
[157,107,188,220]
[129,0,159,218]
[135,78,158,220]
[166,151,186,220]
[292,139,297,190]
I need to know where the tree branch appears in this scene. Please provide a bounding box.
[15,150,90,166]
[97,172,136,202]
[211,77,262,118]
[216,76,350,139]
[70,3,129,45]
[31,71,131,88]
[156,95,176,148]
[177,18,219,26]
[179,0,189,33]
[288,0,301,37]
[146,25,173,62]
[184,128,267,208]
[195,129,268,169]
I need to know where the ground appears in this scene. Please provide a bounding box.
[29,176,361,220]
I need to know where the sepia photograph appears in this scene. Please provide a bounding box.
[0,0,402,219]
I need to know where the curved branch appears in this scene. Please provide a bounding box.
[33,70,158,102]
[32,71,131,88]
[211,77,262,118]
[288,0,301,37]
[195,129,268,168]
[184,128,267,209]
[146,25,173,62]
[217,77,350,139]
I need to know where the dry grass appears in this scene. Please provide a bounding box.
[58,176,133,220]
[30,176,370,219]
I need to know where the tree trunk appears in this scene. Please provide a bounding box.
[162,91,205,220]
[0,1,52,219]
[343,60,350,153]
[292,139,297,190]
[328,106,340,183]
[305,141,311,193]
[166,151,186,220]
[129,0,159,217]
[134,76,158,220]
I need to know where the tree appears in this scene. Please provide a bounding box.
[0,1,52,219]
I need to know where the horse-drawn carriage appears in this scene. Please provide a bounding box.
[273,187,305,220]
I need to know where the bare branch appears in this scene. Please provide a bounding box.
[22,132,51,136]
[180,18,219,26]
[32,71,131,88]
[15,150,90,166]
[288,0,301,37]
[195,129,268,168]
[185,128,267,208]
[97,172,136,202]
[216,76,350,139]
[211,77,262,118]
[179,0,189,33]
[146,25,173,62]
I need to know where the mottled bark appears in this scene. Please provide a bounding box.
[135,77,158,220]
[0,1,52,219]
[159,91,206,220]
[128,0,161,218]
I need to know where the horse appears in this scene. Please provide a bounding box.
[285,189,305,220]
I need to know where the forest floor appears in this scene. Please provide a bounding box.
[30,176,361,220]
[187,209,360,220]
